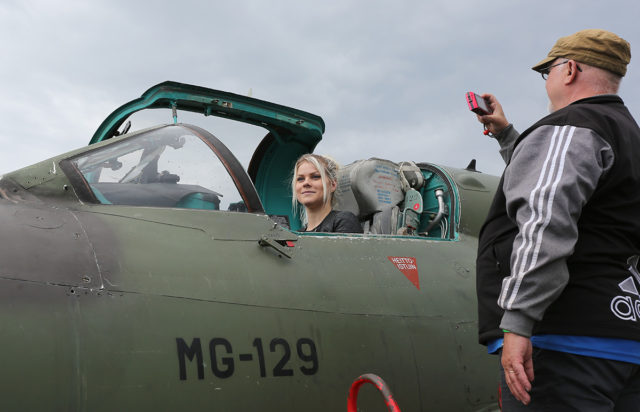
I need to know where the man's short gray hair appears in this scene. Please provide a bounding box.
[581,63,623,94]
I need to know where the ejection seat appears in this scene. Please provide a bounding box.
[334,158,424,235]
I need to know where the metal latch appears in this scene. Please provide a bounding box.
[259,236,294,259]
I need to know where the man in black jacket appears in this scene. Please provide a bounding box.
[476,29,640,410]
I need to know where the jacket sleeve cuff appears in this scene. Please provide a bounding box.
[493,124,519,163]
[499,311,535,337]
[494,123,515,140]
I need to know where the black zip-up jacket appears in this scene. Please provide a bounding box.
[477,95,640,345]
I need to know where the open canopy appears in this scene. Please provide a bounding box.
[90,81,325,147]
[88,81,326,227]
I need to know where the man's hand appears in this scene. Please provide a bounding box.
[477,93,510,135]
[501,332,535,405]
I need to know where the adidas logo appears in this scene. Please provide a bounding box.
[610,255,640,321]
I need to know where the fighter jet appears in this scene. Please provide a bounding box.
[0,81,500,411]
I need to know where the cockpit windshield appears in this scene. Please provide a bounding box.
[70,126,249,212]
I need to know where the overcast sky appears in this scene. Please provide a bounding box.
[1,0,639,177]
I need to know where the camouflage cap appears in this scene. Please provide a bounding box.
[532,29,631,77]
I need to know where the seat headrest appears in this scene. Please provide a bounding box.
[335,158,404,217]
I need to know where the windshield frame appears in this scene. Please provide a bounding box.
[60,123,264,213]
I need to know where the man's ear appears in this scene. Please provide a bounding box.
[564,60,579,85]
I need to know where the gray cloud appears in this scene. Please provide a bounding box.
[1,0,639,178]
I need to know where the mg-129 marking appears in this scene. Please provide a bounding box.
[176,337,319,380]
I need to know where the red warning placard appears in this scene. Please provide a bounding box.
[387,256,420,290]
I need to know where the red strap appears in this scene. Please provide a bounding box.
[347,374,401,412]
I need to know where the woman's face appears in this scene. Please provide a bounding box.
[295,161,330,209]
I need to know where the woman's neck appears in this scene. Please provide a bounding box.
[305,203,333,231]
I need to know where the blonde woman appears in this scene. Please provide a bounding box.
[292,154,362,233]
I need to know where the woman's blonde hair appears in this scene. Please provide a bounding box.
[291,154,339,223]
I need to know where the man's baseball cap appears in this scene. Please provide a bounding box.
[532,29,631,77]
